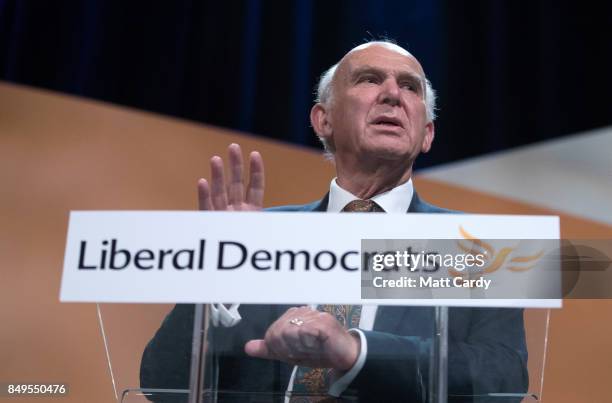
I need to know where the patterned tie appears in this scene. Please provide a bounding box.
[290,200,384,402]
[290,305,363,402]
[341,199,385,213]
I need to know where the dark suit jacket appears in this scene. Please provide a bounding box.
[140,192,528,402]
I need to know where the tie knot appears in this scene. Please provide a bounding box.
[341,199,385,213]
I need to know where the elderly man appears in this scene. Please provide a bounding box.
[141,41,528,402]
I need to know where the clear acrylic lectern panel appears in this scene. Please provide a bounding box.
[96,303,198,403]
[101,303,550,403]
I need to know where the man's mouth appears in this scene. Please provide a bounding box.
[371,116,403,128]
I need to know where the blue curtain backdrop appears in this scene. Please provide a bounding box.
[1,0,610,168]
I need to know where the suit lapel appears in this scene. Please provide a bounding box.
[407,191,425,212]
[311,193,329,212]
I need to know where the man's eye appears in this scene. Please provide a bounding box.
[400,82,418,92]
[359,75,379,84]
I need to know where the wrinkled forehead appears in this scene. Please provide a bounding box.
[335,44,426,83]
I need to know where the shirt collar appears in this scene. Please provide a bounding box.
[327,178,414,213]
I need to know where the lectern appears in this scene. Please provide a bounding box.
[60,211,558,402]
[98,303,551,403]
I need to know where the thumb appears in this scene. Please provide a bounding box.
[244,339,271,359]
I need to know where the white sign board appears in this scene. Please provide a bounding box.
[60,211,561,308]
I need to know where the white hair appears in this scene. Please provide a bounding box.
[314,41,437,155]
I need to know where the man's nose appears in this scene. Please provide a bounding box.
[378,79,401,106]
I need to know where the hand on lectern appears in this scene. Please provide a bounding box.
[197,143,265,211]
[244,306,360,371]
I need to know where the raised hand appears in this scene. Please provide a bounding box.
[244,306,360,371]
[198,143,265,211]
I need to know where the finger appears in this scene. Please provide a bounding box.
[248,338,306,365]
[277,309,319,356]
[227,144,245,208]
[284,336,309,356]
[251,307,315,364]
[210,156,228,210]
[246,151,265,207]
[244,339,272,359]
[288,325,327,366]
[197,179,213,210]
[298,327,321,350]
[283,327,320,356]
[264,325,295,361]
[280,305,310,318]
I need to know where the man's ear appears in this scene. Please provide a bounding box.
[310,103,333,139]
[420,121,435,153]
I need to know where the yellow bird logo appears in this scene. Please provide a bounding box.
[449,226,544,280]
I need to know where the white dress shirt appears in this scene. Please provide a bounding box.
[212,177,415,399]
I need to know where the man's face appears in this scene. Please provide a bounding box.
[320,45,434,163]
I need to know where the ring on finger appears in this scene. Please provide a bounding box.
[289,318,304,326]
